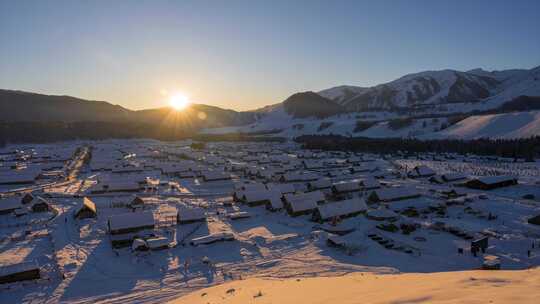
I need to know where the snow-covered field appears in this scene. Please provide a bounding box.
[202,106,540,139]
[1,140,539,303]
[171,268,540,304]
[427,111,540,140]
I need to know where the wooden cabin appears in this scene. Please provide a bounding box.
[368,187,420,203]
[442,173,467,182]
[129,196,146,210]
[146,237,171,250]
[31,197,51,212]
[241,189,282,207]
[359,178,380,190]
[283,191,324,216]
[201,170,231,182]
[74,197,97,219]
[279,172,318,183]
[177,206,206,224]
[0,261,40,284]
[408,165,436,178]
[108,211,155,235]
[465,176,518,190]
[527,214,540,226]
[312,198,367,222]
[0,197,22,215]
[366,208,399,221]
[266,183,296,195]
[307,178,332,191]
[190,232,235,246]
[21,193,34,204]
[331,180,361,194]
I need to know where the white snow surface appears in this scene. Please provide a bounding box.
[428,111,540,140]
[202,110,540,139]
[1,139,540,304]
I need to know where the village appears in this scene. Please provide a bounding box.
[1,139,540,303]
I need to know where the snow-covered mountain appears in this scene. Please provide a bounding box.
[317,85,369,104]
[318,66,540,111]
[203,66,540,140]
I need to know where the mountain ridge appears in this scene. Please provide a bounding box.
[0,89,255,126]
[317,65,540,112]
[2,65,540,142]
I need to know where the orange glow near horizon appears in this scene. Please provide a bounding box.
[168,93,190,111]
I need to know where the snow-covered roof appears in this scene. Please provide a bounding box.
[242,189,279,203]
[351,163,379,172]
[202,170,230,181]
[442,172,467,182]
[284,191,324,213]
[266,183,296,194]
[360,178,380,189]
[0,196,22,212]
[267,195,284,209]
[178,206,206,222]
[316,198,367,220]
[32,196,50,206]
[81,197,96,213]
[228,211,251,220]
[130,196,146,207]
[190,232,235,246]
[0,261,39,277]
[332,180,361,193]
[287,198,317,213]
[106,180,141,192]
[235,183,266,192]
[284,190,325,205]
[471,175,517,185]
[371,187,420,202]
[0,168,39,184]
[146,237,170,249]
[366,208,399,220]
[280,172,318,182]
[308,178,332,190]
[413,165,436,177]
[108,211,155,232]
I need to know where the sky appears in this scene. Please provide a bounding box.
[1,0,540,111]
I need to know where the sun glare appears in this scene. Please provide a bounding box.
[169,93,190,111]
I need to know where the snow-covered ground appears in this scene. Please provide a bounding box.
[202,108,540,139]
[426,111,540,140]
[171,268,540,304]
[1,140,539,303]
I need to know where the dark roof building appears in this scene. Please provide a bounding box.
[465,176,518,190]
[74,197,97,219]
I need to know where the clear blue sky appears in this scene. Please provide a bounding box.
[1,0,539,111]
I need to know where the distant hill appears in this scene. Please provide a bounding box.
[282,91,345,118]
[0,90,132,122]
[0,89,255,143]
[0,89,255,126]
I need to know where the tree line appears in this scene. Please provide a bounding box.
[295,135,540,160]
[0,121,286,146]
[0,121,192,145]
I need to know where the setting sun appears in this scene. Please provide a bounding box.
[169,93,190,110]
